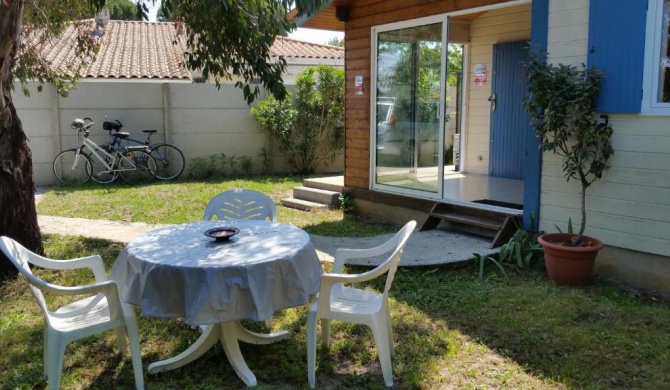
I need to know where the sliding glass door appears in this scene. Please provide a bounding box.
[372,16,448,198]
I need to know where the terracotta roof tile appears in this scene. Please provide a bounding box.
[27,21,344,81]
[270,36,344,59]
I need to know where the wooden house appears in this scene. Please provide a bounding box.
[296,0,670,293]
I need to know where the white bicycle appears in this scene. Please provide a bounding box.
[53,118,157,185]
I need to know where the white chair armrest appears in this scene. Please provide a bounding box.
[317,266,390,311]
[333,247,388,273]
[38,278,119,298]
[29,254,108,283]
[332,235,405,273]
[321,269,383,286]
[38,279,125,320]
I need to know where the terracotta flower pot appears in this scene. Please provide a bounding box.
[538,233,604,286]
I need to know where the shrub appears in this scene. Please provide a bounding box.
[188,154,255,179]
[251,65,344,175]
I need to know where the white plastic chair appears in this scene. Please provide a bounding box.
[203,188,277,328]
[203,188,277,222]
[0,236,144,390]
[307,220,417,389]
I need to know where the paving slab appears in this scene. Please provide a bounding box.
[38,215,170,244]
[311,229,495,266]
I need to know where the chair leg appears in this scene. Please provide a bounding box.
[371,317,394,388]
[47,337,66,390]
[385,305,395,358]
[307,311,318,389]
[43,327,49,378]
[124,320,145,390]
[320,318,331,348]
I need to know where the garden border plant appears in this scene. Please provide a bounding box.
[474,215,544,277]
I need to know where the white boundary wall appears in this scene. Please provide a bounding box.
[15,81,343,185]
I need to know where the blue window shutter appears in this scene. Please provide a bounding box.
[588,0,647,113]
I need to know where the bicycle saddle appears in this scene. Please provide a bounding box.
[103,119,123,131]
[111,132,131,139]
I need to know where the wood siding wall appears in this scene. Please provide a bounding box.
[542,0,670,257]
[546,0,588,66]
[465,4,531,174]
[342,0,519,190]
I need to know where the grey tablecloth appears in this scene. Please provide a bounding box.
[110,220,323,325]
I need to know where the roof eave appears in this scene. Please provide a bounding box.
[291,0,344,32]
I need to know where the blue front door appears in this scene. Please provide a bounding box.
[489,41,530,180]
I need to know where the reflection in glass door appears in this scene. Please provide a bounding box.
[373,18,447,197]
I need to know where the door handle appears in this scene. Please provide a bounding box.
[488,94,497,112]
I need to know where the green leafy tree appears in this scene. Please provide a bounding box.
[523,50,614,246]
[0,0,328,275]
[447,44,463,86]
[326,36,343,47]
[251,65,344,174]
[0,1,100,266]
[381,40,462,124]
[107,0,139,20]
[156,4,174,22]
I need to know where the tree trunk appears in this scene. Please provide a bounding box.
[0,0,42,276]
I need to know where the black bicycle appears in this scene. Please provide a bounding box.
[102,118,185,181]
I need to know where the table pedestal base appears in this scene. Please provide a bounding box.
[147,321,290,386]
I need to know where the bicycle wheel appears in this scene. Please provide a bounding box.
[119,149,157,185]
[53,149,93,185]
[150,143,185,180]
[89,145,119,184]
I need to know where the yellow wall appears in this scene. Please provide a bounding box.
[543,0,670,256]
[464,4,531,174]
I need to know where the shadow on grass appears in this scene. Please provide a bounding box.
[380,264,670,389]
[14,233,669,389]
[0,321,46,389]
[300,216,398,237]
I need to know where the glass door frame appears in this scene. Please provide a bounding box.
[369,14,449,200]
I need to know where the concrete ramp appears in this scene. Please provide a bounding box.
[311,228,498,267]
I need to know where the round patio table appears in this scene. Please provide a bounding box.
[110,220,323,387]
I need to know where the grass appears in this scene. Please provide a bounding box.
[2,236,668,389]
[36,176,397,237]
[2,178,668,389]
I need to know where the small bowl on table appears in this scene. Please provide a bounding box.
[204,227,240,242]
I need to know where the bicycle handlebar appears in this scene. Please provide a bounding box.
[71,117,94,132]
[83,119,94,130]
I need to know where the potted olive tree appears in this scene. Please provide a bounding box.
[523,50,614,286]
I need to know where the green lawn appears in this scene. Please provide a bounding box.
[36,177,396,237]
[1,178,667,389]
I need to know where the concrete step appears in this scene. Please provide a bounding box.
[280,197,329,211]
[293,186,339,207]
[303,176,344,192]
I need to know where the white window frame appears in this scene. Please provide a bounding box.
[642,0,670,113]
[369,14,449,200]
